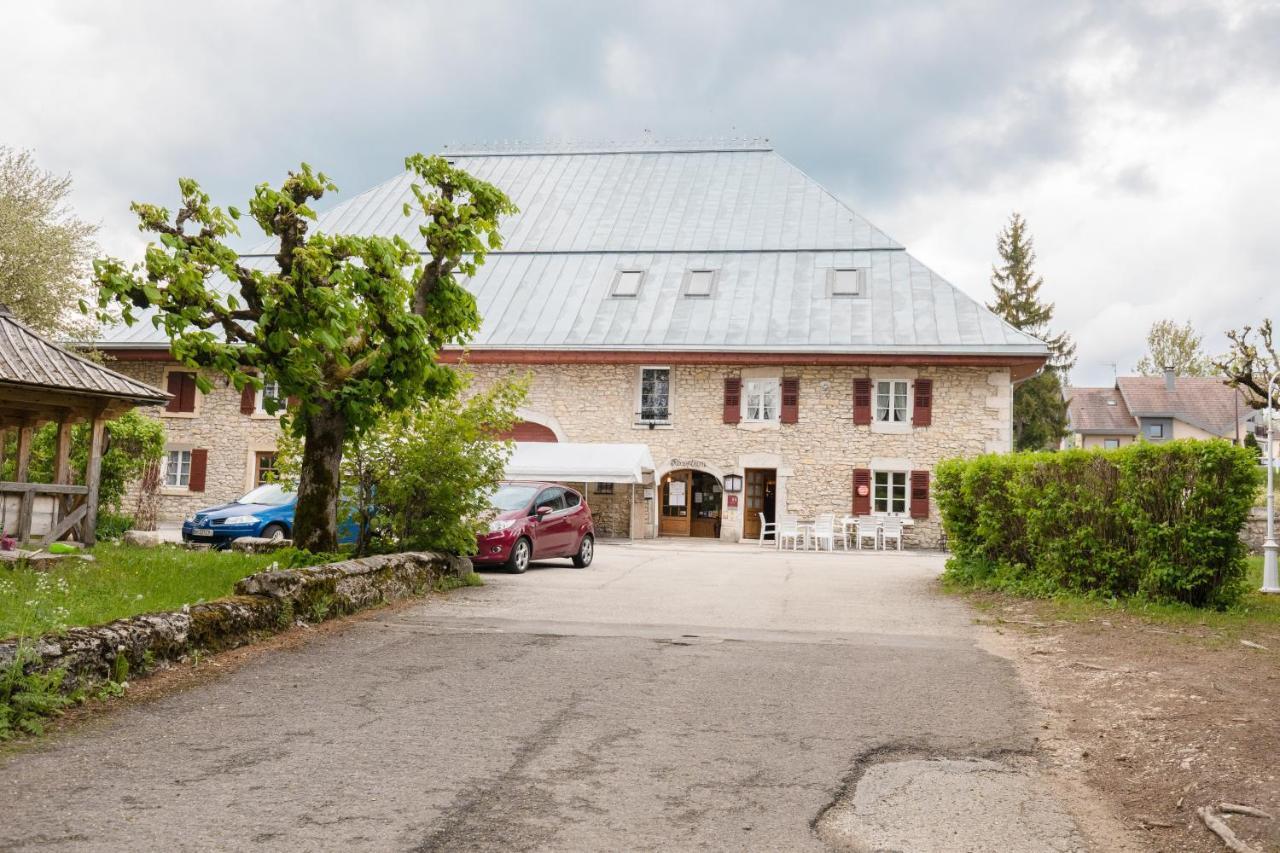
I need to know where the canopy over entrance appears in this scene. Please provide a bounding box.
[505,442,655,484]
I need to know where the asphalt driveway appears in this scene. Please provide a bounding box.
[0,542,1082,852]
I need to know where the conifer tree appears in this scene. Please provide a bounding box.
[988,213,1073,450]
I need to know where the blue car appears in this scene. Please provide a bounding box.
[182,483,359,547]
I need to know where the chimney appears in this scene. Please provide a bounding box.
[1163,367,1176,393]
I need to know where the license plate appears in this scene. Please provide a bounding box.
[193,528,213,537]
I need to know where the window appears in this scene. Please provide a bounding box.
[1147,423,1164,439]
[743,378,779,422]
[873,471,908,515]
[256,379,283,414]
[255,451,277,486]
[875,380,909,423]
[563,490,581,508]
[165,449,191,488]
[684,269,715,297]
[534,488,565,513]
[639,367,671,422]
[611,270,644,297]
[831,268,863,296]
[594,482,615,495]
[1103,439,1120,450]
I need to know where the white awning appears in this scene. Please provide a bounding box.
[505,442,655,484]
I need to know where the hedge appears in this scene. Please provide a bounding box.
[935,440,1258,608]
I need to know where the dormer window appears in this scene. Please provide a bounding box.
[611,270,644,297]
[684,269,715,298]
[830,268,864,297]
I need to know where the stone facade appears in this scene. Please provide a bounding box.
[468,362,1014,548]
[110,360,283,521]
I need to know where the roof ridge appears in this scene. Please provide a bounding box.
[440,138,773,157]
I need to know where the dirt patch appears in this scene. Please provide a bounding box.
[971,593,1280,853]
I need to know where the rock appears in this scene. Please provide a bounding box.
[231,536,294,553]
[123,530,165,547]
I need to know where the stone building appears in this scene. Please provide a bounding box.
[92,141,1048,547]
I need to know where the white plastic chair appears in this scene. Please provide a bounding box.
[757,512,776,547]
[880,516,905,551]
[813,514,839,551]
[853,517,880,550]
[776,516,801,550]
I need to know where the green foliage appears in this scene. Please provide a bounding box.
[436,572,486,592]
[0,644,77,740]
[1135,319,1213,377]
[91,155,516,550]
[937,440,1259,609]
[0,146,99,339]
[94,512,134,542]
[1012,369,1068,452]
[0,409,165,514]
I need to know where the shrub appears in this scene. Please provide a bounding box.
[937,440,1258,608]
[0,645,78,740]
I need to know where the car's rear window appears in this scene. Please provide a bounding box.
[491,483,540,512]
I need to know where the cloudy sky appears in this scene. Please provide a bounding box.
[4,0,1278,384]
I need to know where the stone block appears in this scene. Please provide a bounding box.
[123,530,165,547]
[231,536,293,553]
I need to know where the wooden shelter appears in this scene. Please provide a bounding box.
[0,305,169,546]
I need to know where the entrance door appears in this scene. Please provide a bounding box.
[659,469,722,537]
[743,468,776,541]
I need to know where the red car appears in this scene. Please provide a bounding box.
[473,481,595,573]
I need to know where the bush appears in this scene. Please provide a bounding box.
[94,512,134,542]
[936,440,1258,608]
[0,645,78,740]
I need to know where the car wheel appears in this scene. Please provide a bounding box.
[261,523,288,541]
[572,534,594,568]
[506,537,531,574]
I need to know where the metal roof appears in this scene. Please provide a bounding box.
[93,144,1047,357]
[0,305,168,403]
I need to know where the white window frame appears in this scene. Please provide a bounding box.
[1103,438,1120,449]
[635,366,673,426]
[164,448,192,489]
[610,269,645,298]
[875,379,910,424]
[829,267,866,297]
[682,269,716,298]
[742,378,780,423]
[872,470,908,516]
[255,378,283,416]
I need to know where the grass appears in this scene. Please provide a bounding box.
[951,556,1280,640]
[0,544,287,640]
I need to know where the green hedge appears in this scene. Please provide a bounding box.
[936,440,1258,608]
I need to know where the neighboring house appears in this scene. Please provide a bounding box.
[1066,370,1254,450]
[91,140,1049,546]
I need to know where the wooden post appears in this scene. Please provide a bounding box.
[52,416,73,529]
[82,413,107,547]
[0,426,7,476]
[15,421,33,483]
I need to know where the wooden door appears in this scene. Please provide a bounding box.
[659,470,691,536]
[743,468,774,540]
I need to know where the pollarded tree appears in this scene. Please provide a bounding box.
[1214,319,1277,409]
[93,155,516,550]
[1134,319,1213,377]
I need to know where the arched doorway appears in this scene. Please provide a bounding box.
[496,420,559,442]
[659,469,722,538]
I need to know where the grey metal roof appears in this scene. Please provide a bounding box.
[0,305,168,403]
[92,143,1047,357]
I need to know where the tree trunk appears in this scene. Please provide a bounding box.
[293,402,346,552]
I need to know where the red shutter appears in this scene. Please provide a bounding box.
[165,372,196,413]
[287,395,300,411]
[910,470,930,519]
[913,378,933,427]
[780,377,799,424]
[240,383,257,415]
[165,372,183,413]
[852,468,871,516]
[723,377,741,424]
[188,449,208,492]
[853,378,872,425]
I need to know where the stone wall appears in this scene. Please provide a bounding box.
[108,359,283,521]
[468,363,1013,548]
[0,551,468,692]
[1242,508,1269,555]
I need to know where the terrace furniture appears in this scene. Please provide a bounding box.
[880,516,905,551]
[776,516,802,550]
[853,517,880,550]
[813,514,842,551]
[757,512,776,547]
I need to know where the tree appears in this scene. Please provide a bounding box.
[1215,319,1277,409]
[987,213,1072,449]
[1134,319,1213,376]
[0,147,98,338]
[93,156,516,550]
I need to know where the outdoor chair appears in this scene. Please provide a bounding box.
[853,517,880,550]
[776,516,802,550]
[880,516,905,551]
[813,514,841,551]
[757,512,776,547]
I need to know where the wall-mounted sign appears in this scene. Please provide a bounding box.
[723,473,743,493]
[727,494,739,508]
[856,484,870,497]
[669,458,708,470]
[668,481,686,506]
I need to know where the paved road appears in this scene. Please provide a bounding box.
[1,542,1081,852]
